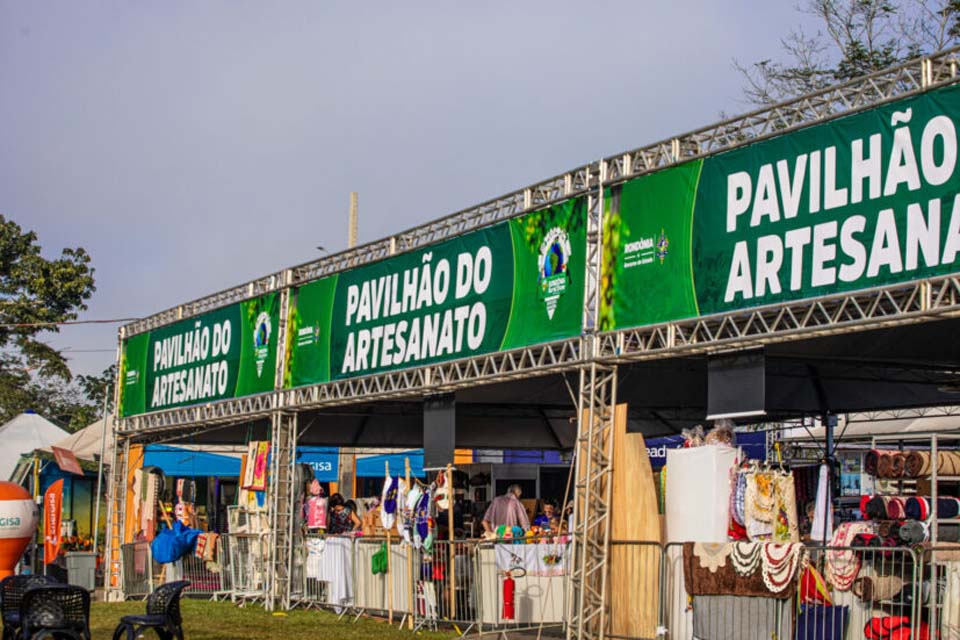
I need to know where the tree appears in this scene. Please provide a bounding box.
[736,0,960,106]
[0,215,96,427]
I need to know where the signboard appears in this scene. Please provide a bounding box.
[284,198,586,386]
[119,293,281,417]
[51,446,84,475]
[44,479,63,564]
[601,83,960,331]
[296,447,340,483]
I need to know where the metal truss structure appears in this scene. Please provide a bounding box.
[599,275,960,362]
[568,363,617,640]
[106,48,960,638]
[267,411,297,610]
[851,403,960,421]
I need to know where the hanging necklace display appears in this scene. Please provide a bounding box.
[761,543,805,594]
[730,541,762,576]
[693,542,731,574]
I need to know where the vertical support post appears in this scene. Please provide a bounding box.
[348,192,359,249]
[929,434,939,634]
[405,457,413,630]
[386,460,393,624]
[582,160,605,336]
[267,411,297,610]
[446,463,455,621]
[92,384,111,553]
[567,363,618,640]
[105,435,129,597]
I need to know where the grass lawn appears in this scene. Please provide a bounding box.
[90,599,457,640]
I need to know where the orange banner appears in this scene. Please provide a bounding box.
[43,479,63,564]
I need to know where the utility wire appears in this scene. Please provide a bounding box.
[0,318,140,328]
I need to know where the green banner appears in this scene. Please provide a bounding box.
[119,293,281,417]
[602,83,960,331]
[285,199,586,387]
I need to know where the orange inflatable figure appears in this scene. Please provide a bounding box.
[0,482,39,579]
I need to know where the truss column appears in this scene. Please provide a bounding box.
[267,410,297,610]
[582,160,605,336]
[568,362,618,640]
[105,433,129,599]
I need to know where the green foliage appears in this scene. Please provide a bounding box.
[737,0,960,106]
[0,215,99,428]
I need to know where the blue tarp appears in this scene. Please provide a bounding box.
[143,445,241,477]
[356,450,425,478]
[645,431,768,469]
[296,446,340,482]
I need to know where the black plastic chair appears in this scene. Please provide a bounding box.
[112,580,190,640]
[18,584,90,640]
[0,575,57,640]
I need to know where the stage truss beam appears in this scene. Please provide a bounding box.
[122,49,960,340]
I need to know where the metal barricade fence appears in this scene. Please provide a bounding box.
[176,539,230,600]
[223,532,271,604]
[352,536,413,622]
[607,541,662,640]
[809,544,922,640]
[919,544,960,640]
[470,538,569,636]
[659,543,924,640]
[120,541,154,599]
[294,533,353,614]
[412,539,483,634]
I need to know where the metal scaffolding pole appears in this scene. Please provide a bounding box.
[568,362,618,640]
[266,410,297,610]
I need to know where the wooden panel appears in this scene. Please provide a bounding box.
[610,403,660,638]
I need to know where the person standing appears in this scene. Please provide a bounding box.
[481,484,530,533]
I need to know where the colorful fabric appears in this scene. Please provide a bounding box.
[494,542,567,577]
[306,496,327,529]
[799,565,833,605]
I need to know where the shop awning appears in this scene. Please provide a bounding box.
[143,445,241,477]
[356,450,425,478]
[295,447,340,483]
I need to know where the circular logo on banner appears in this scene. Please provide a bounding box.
[254,311,272,378]
[538,227,572,320]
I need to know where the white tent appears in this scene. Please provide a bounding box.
[41,414,115,463]
[0,412,70,480]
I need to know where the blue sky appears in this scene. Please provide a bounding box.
[0,2,821,377]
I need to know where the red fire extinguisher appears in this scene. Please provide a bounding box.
[502,571,515,620]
